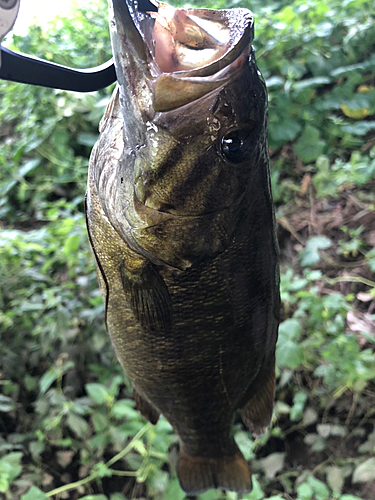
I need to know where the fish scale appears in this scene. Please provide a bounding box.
[86,0,280,494]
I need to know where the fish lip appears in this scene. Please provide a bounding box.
[110,0,254,111]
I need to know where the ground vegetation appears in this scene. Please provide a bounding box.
[0,0,374,498]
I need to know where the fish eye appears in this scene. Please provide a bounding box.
[221,125,256,164]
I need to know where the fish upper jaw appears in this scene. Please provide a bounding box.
[110,0,254,115]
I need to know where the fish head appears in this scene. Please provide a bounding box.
[100,0,269,269]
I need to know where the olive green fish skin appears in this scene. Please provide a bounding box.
[85,0,279,490]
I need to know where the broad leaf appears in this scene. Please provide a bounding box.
[294,125,325,163]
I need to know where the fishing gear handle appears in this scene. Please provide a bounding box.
[0,0,157,91]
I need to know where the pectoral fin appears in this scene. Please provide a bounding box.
[120,261,173,334]
[239,355,275,438]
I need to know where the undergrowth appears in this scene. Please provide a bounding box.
[0,0,374,499]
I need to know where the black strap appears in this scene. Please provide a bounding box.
[137,0,157,11]
[0,47,116,91]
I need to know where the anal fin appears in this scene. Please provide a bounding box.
[177,444,252,495]
[133,386,160,425]
[239,355,276,438]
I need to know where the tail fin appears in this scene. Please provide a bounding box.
[177,445,252,495]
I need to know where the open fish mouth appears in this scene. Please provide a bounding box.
[110,0,254,111]
[98,0,264,268]
[151,2,250,73]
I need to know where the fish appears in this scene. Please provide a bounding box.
[85,0,280,494]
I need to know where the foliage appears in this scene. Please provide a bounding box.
[0,0,113,224]
[0,0,374,499]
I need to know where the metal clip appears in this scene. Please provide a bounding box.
[0,0,20,67]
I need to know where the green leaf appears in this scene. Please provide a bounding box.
[276,319,304,369]
[66,412,88,438]
[198,490,223,500]
[297,482,313,500]
[18,159,41,178]
[235,430,255,461]
[342,120,375,136]
[270,118,302,143]
[265,76,284,88]
[340,496,367,500]
[242,475,264,500]
[164,478,187,500]
[277,339,304,369]
[352,457,375,483]
[294,125,325,163]
[86,383,110,405]
[299,236,332,267]
[292,76,331,91]
[278,318,302,340]
[331,60,374,77]
[307,476,330,500]
[326,466,344,493]
[110,494,128,500]
[38,367,58,395]
[63,234,80,254]
[29,441,45,462]
[0,394,16,412]
[0,478,9,494]
[258,452,285,480]
[92,412,109,433]
[290,391,307,421]
[147,469,169,493]
[358,430,375,453]
[79,496,108,500]
[110,400,139,420]
[21,487,49,500]
[341,104,369,119]
[0,177,17,196]
[0,452,23,491]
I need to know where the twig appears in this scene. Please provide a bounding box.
[326,276,375,289]
[46,422,152,498]
[46,475,95,498]
[106,422,152,467]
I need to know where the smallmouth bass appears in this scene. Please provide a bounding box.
[86,0,280,494]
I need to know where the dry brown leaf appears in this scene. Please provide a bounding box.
[365,230,375,247]
[42,473,54,486]
[347,310,375,345]
[299,173,311,197]
[257,452,286,480]
[56,450,75,468]
[356,292,373,302]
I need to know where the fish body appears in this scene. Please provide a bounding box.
[86,0,280,494]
